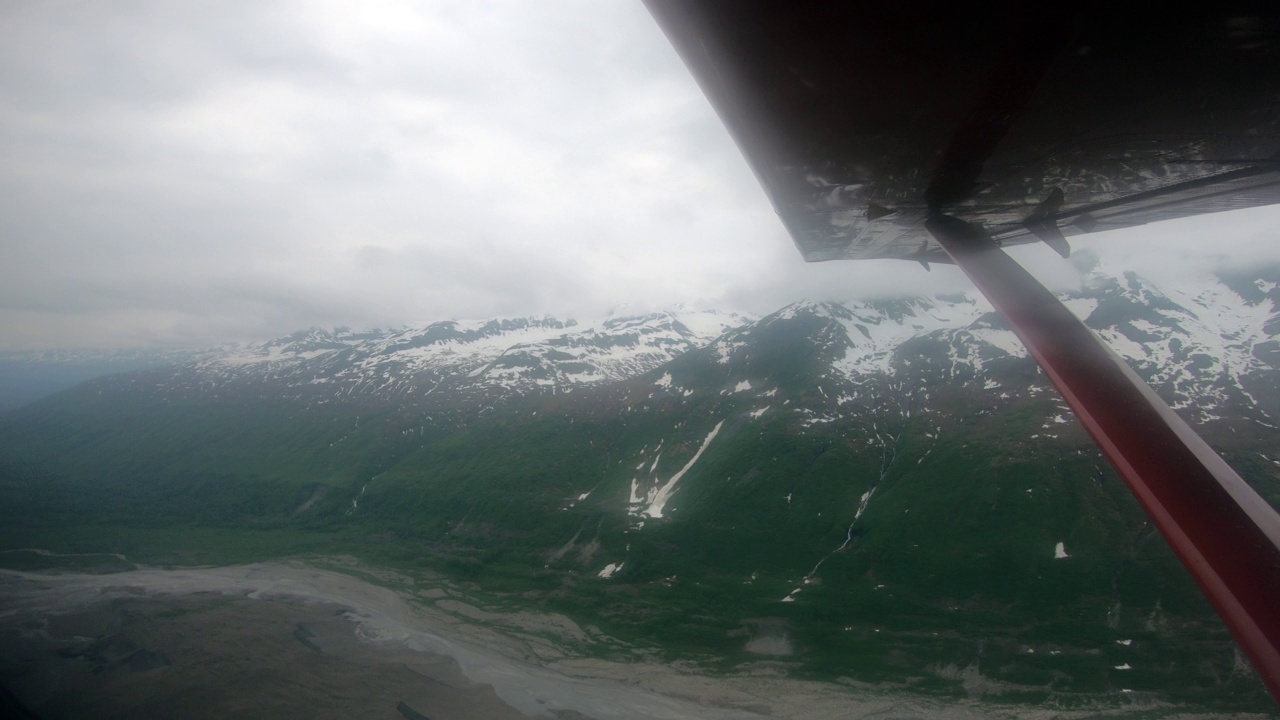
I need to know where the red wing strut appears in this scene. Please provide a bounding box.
[927,214,1280,699]
[644,0,1280,700]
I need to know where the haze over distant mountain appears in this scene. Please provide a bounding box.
[0,348,197,412]
[2,260,1277,708]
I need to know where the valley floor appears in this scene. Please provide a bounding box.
[0,558,1270,720]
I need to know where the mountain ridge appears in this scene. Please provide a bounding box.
[1,262,1278,708]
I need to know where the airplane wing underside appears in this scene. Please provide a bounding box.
[643,2,1280,262]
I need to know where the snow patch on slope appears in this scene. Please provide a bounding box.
[637,421,725,520]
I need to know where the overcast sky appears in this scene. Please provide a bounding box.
[2,1,1276,351]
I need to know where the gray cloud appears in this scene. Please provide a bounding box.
[1,2,1274,351]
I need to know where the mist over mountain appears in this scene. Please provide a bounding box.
[0,348,198,412]
[2,262,1277,709]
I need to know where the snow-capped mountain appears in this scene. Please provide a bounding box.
[140,262,1279,424]
[1080,265,1279,423]
[173,310,752,403]
[648,263,1277,429]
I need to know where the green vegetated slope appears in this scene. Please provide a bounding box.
[1,301,1277,712]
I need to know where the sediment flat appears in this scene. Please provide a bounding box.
[0,561,1265,720]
